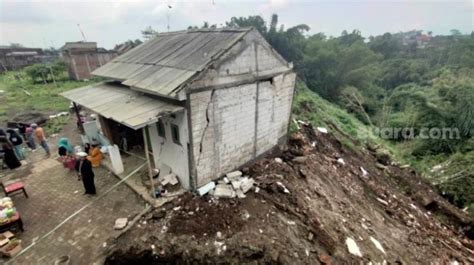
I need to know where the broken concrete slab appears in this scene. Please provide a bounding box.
[197,181,215,196]
[292,156,308,164]
[114,218,128,230]
[214,184,236,198]
[161,174,179,186]
[240,178,255,194]
[226,171,242,180]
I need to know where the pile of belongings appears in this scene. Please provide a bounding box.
[0,198,17,224]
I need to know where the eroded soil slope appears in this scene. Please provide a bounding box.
[104,124,474,264]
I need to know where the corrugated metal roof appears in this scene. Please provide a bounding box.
[92,28,252,97]
[61,82,183,130]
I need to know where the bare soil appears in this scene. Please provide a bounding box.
[103,124,474,264]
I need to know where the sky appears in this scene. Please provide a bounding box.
[0,0,472,49]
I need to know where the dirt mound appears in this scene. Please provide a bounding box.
[103,123,474,264]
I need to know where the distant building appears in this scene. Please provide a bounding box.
[402,30,432,49]
[60,42,117,80]
[0,46,44,72]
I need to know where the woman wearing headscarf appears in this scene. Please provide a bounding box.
[0,136,21,170]
[57,137,74,157]
[6,128,25,160]
[75,152,96,195]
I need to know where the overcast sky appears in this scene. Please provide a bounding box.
[0,0,472,49]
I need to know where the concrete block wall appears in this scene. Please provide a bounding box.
[190,72,296,187]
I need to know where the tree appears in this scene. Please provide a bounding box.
[141,26,158,40]
[225,15,267,34]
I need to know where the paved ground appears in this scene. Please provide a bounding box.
[0,124,147,264]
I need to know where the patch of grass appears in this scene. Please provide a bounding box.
[44,116,70,136]
[0,69,102,125]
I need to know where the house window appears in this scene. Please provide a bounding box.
[171,124,180,145]
[157,120,166,138]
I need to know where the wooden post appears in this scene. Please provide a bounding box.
[143,126,156,198]
[73,102,84,133]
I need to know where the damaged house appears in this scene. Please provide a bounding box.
[61,28,296,190]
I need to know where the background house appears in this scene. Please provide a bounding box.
[62,28,296,190]
[60,42,117,80]
[0,46,43,72]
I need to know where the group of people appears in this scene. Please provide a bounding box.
[56,138,103,195]
[0,123,50,170]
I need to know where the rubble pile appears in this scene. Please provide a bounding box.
[104,123,474,265]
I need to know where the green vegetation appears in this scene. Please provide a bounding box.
[225,15,474,214]
[0,66,99,125]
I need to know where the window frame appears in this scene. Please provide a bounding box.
[171,123,181,145]
[157,119,166,139]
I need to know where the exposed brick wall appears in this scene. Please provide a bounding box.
[63,52,116,80]
[190,72,296,187]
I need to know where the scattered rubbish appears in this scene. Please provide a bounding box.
[276,182,290,194]
[74,190,79,194]
[308,232,314,241]
[102,242,107,248]
[370,236,386,254]
[114,218,128,230]
[337,158,345,165]
[223,177,230,184]
[287,220,296,225]
[274,157,283,163]
[346,237,362,257]
[216,231,222,238]
[360,167,368,176]
[197,181,215,196]
[255,187,260,193]
[173,206,181,211]
[49,112,69,119]
[317,127,328,134]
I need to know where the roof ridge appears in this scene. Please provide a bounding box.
[155,27,253,36]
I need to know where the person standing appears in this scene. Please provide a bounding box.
[0,136,21,170]
[75,152,96,195]
[6,129,25,160]
[31,123,50,157]
[25,125,36,151]
[87,143,103,168]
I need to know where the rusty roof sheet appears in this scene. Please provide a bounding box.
[92,28,251,97]
[61,82,183,130]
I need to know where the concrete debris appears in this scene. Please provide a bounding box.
[255,187,260,193]
[223,177,230,184]
[370,236,386,254]
[360,167,368,176]
[308,232,314,241]
[345,237,362,257]
[197,181,215,196]
[240,177,255,194]
[114,218,128,230]
[226,171,242,180]
[337,158,346,165]
[231,180,242,190]
[292,156,308,164]
[214,184,236,198]
[274,157,283,163]
[235,189,246,199]
[276,182,290,194]
[161,174,179,186]
[317,127,328,134]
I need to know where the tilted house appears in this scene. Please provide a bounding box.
[62,28,296,190]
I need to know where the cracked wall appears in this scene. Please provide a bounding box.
[190,72,296,187]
